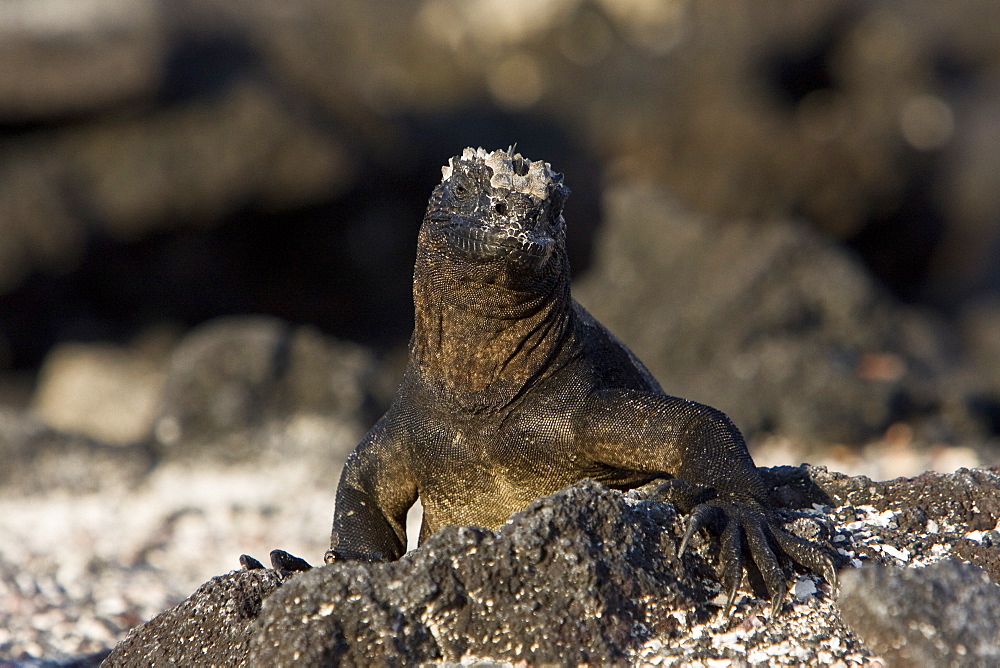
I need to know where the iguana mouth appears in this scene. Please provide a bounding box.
[442,223,554,262]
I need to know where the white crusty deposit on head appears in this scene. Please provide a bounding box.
[440,147,561,200]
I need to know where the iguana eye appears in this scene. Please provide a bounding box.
[450,177,471,200]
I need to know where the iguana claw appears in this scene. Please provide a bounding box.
[270,549,312,573]
[239,554,265,570]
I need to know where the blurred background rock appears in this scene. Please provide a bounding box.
[2,0,1000,661]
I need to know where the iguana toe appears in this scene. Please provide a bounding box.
[772,528,840,595]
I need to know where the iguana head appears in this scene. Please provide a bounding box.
[420,147,571,285]
[411,148,575,395]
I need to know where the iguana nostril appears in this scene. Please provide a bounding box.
[495,201,508,216]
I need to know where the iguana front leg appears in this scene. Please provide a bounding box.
[581,390,837,616]
[325,414,418,563]
[238,415,416,573]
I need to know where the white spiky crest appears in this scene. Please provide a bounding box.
[440,147,560,200]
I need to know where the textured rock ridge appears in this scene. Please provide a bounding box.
[102,465,1000,665]
[103,569,282,667]
[251,481,699,666]
[839,559,1000,665]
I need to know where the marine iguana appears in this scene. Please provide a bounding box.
[282,147,835,614]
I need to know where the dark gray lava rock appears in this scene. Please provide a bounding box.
[153,316,377,463]
[574,188,954,444]
[804,465,1000,582]
[808,466,1000,529]
[249,481,700,666]
[104,466,1000,665]
[153,316,293,456]
[103,568,282,667]
[838,560,1000,666]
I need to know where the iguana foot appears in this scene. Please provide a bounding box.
[679,501,837,619]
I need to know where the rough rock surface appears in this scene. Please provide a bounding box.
[0,0,997,465]
[152,315,378,465]
[249,482,703,666]
[103,569,283,668]
[802,466,1000,581]
[574,186,964,445]
[99,466,1000,666]
[838,559,1000,665]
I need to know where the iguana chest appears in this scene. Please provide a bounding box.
[402,397,585,532]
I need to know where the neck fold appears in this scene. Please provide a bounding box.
[410,258,573,411]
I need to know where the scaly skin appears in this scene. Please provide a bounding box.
[322,147,835,615]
